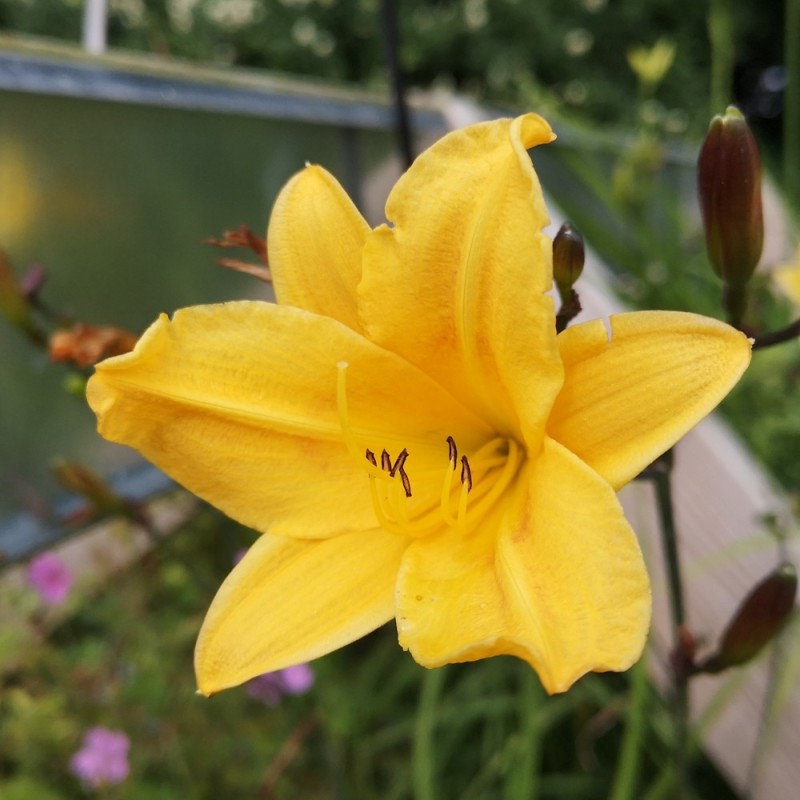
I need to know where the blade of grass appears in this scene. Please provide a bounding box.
[412,667,446,800]
[608,658,649,800]
[505,669,546,800]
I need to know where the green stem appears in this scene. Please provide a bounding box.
[653,467,685,628]
[752,317,800,349]
[786,0,800,206]
[652,460,690,793]
[708,0,735,114]
[412,667,446,800]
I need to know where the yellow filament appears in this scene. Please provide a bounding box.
[439,457,458,526]
[456,480,470,533]
[336,361,373,472]
[466,439,523,524]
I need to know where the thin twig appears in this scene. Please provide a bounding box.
[259,712,319,800]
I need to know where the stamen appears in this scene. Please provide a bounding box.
[389,449,409,477]
[456,478,470,531]
[338,363,522,539]
[440,438,459,525]
[369,476,399,530]
[446,435,458,469]
[460,456,473,492]
[398,465,412,498]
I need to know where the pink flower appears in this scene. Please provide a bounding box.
[27,552,72,605]
[245,664,315,705]
[70,727,130,789]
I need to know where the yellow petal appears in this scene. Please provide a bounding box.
[268,165,369,332]
[359,115,563,446]
[548,311,752,490]
[87,301,489,539]
[195,527,407,695]
[396,438,651,694]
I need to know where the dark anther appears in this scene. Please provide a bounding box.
[446,435,458,469]
[460,456,473,492]
[381,449,392,471]
[365,449,377,467]
[389,448,409,477]
[398,466,413,498]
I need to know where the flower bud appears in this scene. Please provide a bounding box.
[699,562,797,674]
[697,106,764,289]
[553,223,585,295]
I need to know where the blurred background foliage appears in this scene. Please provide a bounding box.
[0,0,787,150]
[0,509,743,799]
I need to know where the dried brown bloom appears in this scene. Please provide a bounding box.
[204,224,271,282]
[49,323,138,368]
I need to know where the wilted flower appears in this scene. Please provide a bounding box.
[27,551,72,605]
[70,727,130,789]
[49,323,138,369]
[246,664,315,705]
[88,114,751,695]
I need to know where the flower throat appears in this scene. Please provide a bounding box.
[336,361,522,539]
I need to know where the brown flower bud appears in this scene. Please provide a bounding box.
[699,562,797,674]
[553,223,585,295]
[697,106,764,289]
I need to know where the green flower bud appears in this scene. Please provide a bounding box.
[699,562,797,674]
[697,106,764,289]
[553,223,585,296]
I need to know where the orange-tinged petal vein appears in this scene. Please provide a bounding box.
[87,301,490,539]
[396,438,650,694]
[269,164,369,332]
[359,114,563,446]
[548,310,752,490]
[196,527,407,695]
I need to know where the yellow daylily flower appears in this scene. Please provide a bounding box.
[87,114,751,695]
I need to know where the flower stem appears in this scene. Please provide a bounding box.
[752,317,800,349]
[653,464,685,628]
[708,0,735,114]
[651,454,690,793]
